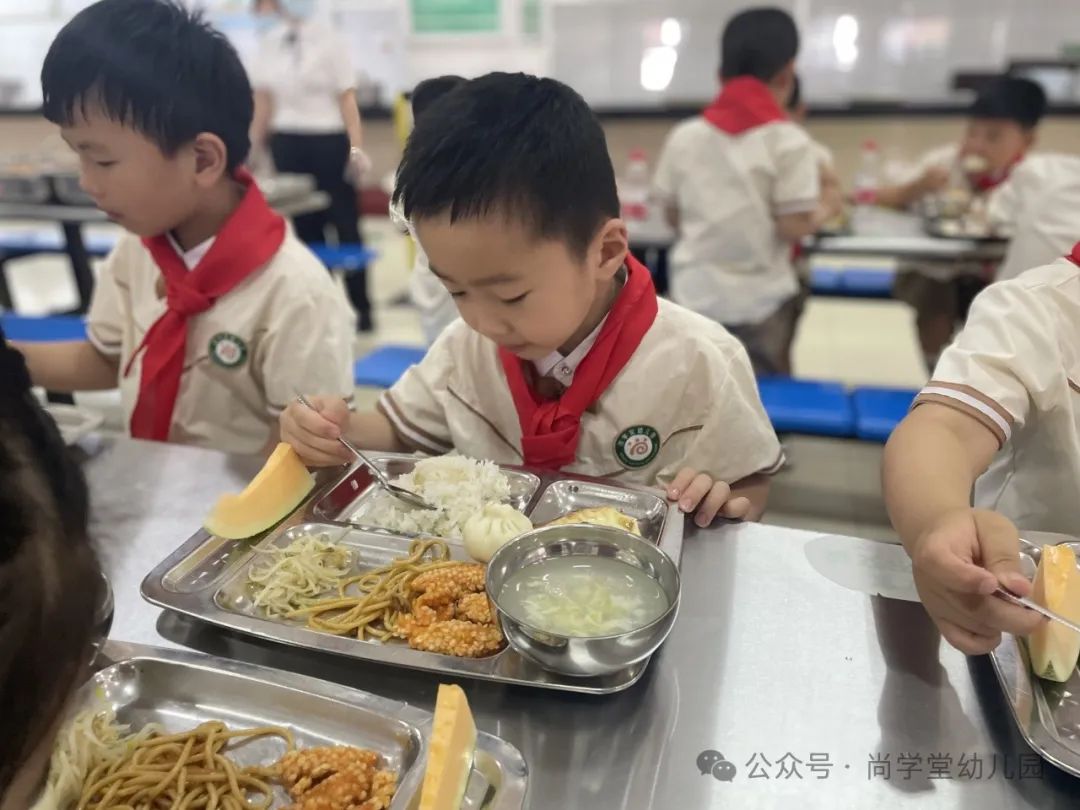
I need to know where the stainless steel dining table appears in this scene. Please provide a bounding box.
[82,436,1080,808]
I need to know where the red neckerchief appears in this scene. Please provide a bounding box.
[1068,242,1080,268]
[702,77,788,135]
[969,153,1025,192]
[499,255,659,470]
[125,169,285,441]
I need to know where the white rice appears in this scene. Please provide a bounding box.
[365,455,512,539]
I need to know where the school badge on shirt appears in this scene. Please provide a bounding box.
[209,332,248,368]
[614,425,660,469]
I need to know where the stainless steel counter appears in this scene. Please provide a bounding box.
[84,437,1080,808]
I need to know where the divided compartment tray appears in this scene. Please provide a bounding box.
[988,534,1080,777]
[79,640,526,809]
[142,454,685,695]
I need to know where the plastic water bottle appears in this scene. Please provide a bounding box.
[851,140,881,232]
[620,149,650,221]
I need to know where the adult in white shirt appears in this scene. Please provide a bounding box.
[988,153,1080,282]
[249,0,373,329]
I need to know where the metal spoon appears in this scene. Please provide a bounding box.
[994,537,1080,634]
[294,394,436,511]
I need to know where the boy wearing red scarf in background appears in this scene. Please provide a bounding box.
[651,8,830,377]
[13,0,355,455]
[881,77,1048,368]
[282,73,783,527]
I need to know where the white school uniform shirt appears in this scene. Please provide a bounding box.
[913,257,1080,532]
[987,153,1080,282]
[652,118,821,326]
[87,230,356,454]
[376,296,783,487]
[249,19,355,134]
[389,200,460,345]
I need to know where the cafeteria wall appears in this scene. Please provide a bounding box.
[4,111,1080,188]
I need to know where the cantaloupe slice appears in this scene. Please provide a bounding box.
[1027,544,1080,683]
[418,684,477,810]
[203,443,315,540]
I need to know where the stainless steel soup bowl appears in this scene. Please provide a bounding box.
[485,524,681,678]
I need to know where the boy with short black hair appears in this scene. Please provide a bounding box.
[881,77,1049,367]
[878,76,1048,212]
[652,7,826,376]
[15,0,355,455]
[283,72,783,527]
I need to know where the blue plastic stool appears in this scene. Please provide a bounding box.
[809,267,843,295]
[852,387,918,442]
[1,313,87,342]
[310,243,379,272]
[840,268,896,298]
[757,377,856,437]
[354,345,427,388]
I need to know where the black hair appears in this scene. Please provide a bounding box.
[410,75,467,121]
[971,76,1048,129]
[720,7,799,82]
[41,0,253,171]
[393,72,620,257]
[787,74,802,111]
[0,328,102,795]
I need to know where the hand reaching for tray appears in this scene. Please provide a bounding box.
[666,469,769,528]
[280,395,354,466]
[280,395,409,465]
[908,508,1044,655]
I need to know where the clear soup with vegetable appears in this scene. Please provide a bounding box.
[498,555,669,637]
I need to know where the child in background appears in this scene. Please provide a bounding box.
[880,77,1048,367]
[986,152,1080,282]
[282,72,783,527]
[652,7,827,377]
[0,328,105,808]
[390,75,467,345]
[880,244,1080,654]
[876,76,1047,211]
[13,0,355,455]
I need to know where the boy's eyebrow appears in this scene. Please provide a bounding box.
[60,133,105,152]
[429,264,521,286]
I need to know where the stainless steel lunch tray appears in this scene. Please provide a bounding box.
[81,640,527,809]
[988,533,1080,777]
[142,454,685,695]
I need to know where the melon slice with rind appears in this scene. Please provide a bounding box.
[1027,544,1080,683]
[203,443,315,540]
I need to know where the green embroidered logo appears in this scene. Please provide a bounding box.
[208,332,247,368]
[614,425,660,469]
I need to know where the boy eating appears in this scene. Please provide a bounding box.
[282,73,783,527]
[651,7,825,376]
[880,77,1048,367]
[13,0,355,455]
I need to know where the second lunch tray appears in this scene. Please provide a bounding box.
[80,640,527,809]
[142,454,685,695]
[988,532,1080,778]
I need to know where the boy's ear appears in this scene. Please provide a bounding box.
[593,217,628,280]
[191,132,229,186]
